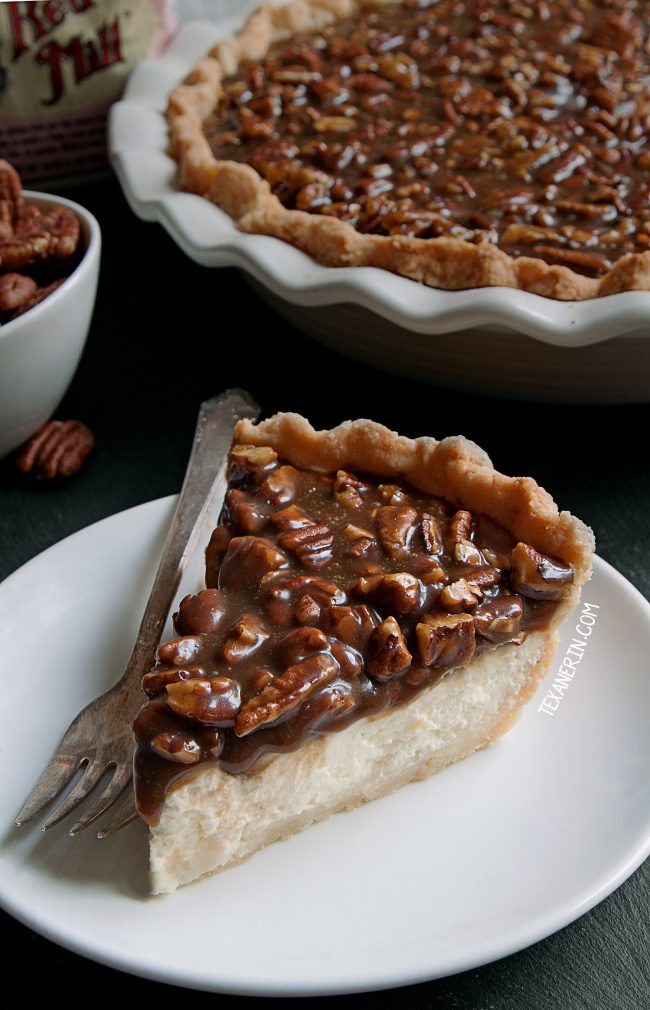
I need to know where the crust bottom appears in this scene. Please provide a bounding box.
[166,0,650,300]
[150,630,557,894]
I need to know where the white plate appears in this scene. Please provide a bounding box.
[1,497,649,995]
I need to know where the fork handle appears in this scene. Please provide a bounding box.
[117,388,260,711]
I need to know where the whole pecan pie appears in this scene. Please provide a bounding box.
[168,0,650,299]
[133,413,594,893]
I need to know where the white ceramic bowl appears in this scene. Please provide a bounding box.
[0,192,100,459]
[109,10,650,403]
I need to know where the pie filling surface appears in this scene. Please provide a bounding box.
[133,444,574,825]
[202,0,650,277]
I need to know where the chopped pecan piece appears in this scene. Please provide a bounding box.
[306,681,357,725]
[439,578,482,613]
[157,636,203,667]
[413,557,446,585]
[421,512,443,554]
[142,666,204,699]
[150,730,204,764]
[366,616,412,681]
[261,464,300,505]
[235,654,339,736]
[344,523,374,540]
[449,510,472,544]
[321,603,377,648]
[174,589,227,636]
[355,571,420,616]
[16,420,94,479]
[450,565,501,589]
[218,536,288,590]
[375,505,418,559]
[510,542,574,600]
[271,504,315,531]
[225,488,270,533]
[454,540,484,564]
[273,626,329,667]
[166,676,241,726]
[263,574,346,625]
[279,523,334,568]
[334,468,366,508]
[328,643,361,680]
[474,595,523,644]
[295,593,321,624]
[221,613,269,663]
[474,517,515,570]
[416,613,475,669]
[378,483,409,505]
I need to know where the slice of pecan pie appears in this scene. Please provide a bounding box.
[133,414,594,893]
[168,0,650,299]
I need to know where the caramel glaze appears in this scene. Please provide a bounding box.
[133,447,570,825]
[204,0,650,277]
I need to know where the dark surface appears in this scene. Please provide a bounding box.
[1,178,648,1006]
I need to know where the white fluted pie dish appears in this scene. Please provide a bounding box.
[108,8,650,403]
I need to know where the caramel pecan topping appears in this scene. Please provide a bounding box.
[203,0,650,276]
[133,443,574,825]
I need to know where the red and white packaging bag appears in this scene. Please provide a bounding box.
[0,0,177,185]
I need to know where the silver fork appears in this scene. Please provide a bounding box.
[15,388,260,839]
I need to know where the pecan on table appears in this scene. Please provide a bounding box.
[16,420,95,479]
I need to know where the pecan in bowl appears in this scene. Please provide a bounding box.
[0,159,101,459]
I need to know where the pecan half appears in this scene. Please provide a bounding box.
[16,420,94,479]
[279,523,334,568]
[263,573,346,625]
[230,444,278,479]
[9,279,64,319]
[416,613,476,668]
[366,616,412,681]
[235,653,339,736]
[510,542,574,600]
